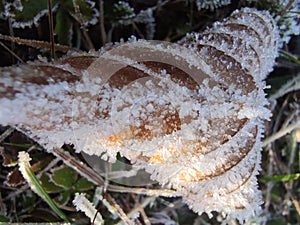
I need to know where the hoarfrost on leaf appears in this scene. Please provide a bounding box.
[0,7,280,224]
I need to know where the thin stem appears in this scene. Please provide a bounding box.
[280,0,295,16]
[52,148,180,197]
[108,184,180,197]
[5,0,16,64]
[104,192,134,225]
[268,147,300,216]
[129,195,153,225]
[0,33,77,52]
[72,0,94,50]
[0,42,24,63]
[264,144,275,214]
[0,127,15,143]
[18,152,71,222]
[52,148,105,186]
[47,0,56,59]
[280,50,300,65]
[262,119,300,147]
[99,0,107,44]
[132,22,145,39]
[269,73,300,100]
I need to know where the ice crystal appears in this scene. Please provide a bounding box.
[113,1,136,24]
[275,0,300,45]
[249,0,299,45]
[134,8,156,39]
[18,152,38,195]
[113,2,156,39]
[7,0,98,29]
[195,0,231,11]
[73,193,104,224]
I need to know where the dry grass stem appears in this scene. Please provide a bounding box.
[0,127,14,143]
[72,0,94,49]
[52,148,179,197]
[0,42,24,63]
[0,34,77,52]
[129,195,154,224]
[99,0,107,44]
[262,118,300,147]
[270,73,300,100]
[104,192,134,225]
[47,0,56,59]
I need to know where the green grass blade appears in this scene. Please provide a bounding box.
[262,173,300,182]
[279,50,300,65]
[3,142,36,148]
[18,151,71,223]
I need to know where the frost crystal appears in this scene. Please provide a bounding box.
[134,8,156,39]
[0,7,279,223]
[249,0,299,45]
[18,151,38,195]
[7,0,98,29]
[113,2,156,39]
[196,0,231,11]
[73,193,104,224]
[275,0,300,45]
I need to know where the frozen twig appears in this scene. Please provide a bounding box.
[73,193,104,224]
[72,0,94,49]
[0,33,77,52]
[104,192,134,225]
[262,118,300,147]
[280,0,296,16]
[52,148,180,197]
[108,185,180,197]
[47,0,56,59]
[263,145,275,214]
[99,0,107,44]
[52,148,105,186]
[0,127,14,143]
[3,184,29,201]
[127,195,155,224]
[269,73,300,100]
[0,41,24,63]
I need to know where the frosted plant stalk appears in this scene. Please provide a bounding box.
[73,193,104,224]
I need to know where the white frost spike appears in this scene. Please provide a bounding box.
[73,193,104,224]
[18,152,39,195]
[0,7,279,223]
